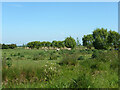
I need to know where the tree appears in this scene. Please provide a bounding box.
[27,41,41,49]
[57,41,65,48]
[64,36,76,49]
[27,41,35,49]
[2,44,17,49]
[9,44,17,49]
[34,41,41,49]
[82,34,94,49]
[93,28,109,50]
[2,44,9,49]
[51,41,58,48]
[0,43,2,49]
[107,30,120,49]
[22,44,25,48]
[76,37,81,46]
[45,41,51,48]
[41,41,46,47]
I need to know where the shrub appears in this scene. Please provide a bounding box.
[69,73,93,88]
[98,50,118,62]
[20,55,24,57]
[13,54,17,57]
[87,50,93,54]
[59,54,78,66]
[90,64,99,69]
[49,55,57,60]
[78,56,85,60]
[91,51,99,58]
[64,36,76,49]
[17,53,21,56]
[6,59,12,67]
[6,57,12,60]
[33,55,46,60]
[69,50,76,54]
[33,55,39,60]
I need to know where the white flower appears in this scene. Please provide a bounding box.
[45,65,47,67]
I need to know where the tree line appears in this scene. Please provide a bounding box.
[0,44,17,49]
[1,28,120,50]
[82,28,120,49]
[27,36,76,49]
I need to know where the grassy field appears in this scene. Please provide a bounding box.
[2,48,118,88]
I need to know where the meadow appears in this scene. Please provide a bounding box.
[2,47,118,88]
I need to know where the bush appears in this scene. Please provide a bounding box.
[20,55,24,57]
[90,64,99,69]
[69,50,76,54]
[98,50,118,62]
[87,50,93,54]
[6,57,12,60]
[49,55,57,60]
[91,51,99,58]
[78,56,85,60]
[33,54,46,60]
[59,54,78,66]
[13,54,17,57]
[17,53,21,56]
[64,36,76,49]
[69,73,93,88]
[33,55,39,60]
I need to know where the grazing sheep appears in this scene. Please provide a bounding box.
[56,48,60,51]
[67,48,71,50]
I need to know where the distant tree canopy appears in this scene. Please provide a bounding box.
[107,30,120,49]
[93,28,109,49]
[82,34,94,49]
[26,36,76,49]
[1,28,119,50]
[1,44,17,49]
[64,36,76,49]
[76,37,81,46]
[82,28,120,50]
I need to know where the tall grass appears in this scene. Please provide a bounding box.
[2,49,118,88]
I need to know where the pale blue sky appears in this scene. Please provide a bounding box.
[2,2,118,45]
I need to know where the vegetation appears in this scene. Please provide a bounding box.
[2,48,118,88]
[82,28,120,50]
[2,44,17,49]
[64,36,76,49]
[1,28,120,50]
[82,34,94,49]
[1,28,120,88]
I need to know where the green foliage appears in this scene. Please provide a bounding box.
[2,44,17,49]
[107,30,120,49]
[78,56,85,60]
[59,54,78,66]
[57,41,65,48]
[27,41,41,49]
[49,55,57,60]
[45,41,51,48]
[2,61,60,87]
[91,50,99,58]
[20,55,24,57]
[76,37,81,46]
[49,52,58,60]
[64,36,76,49]
[2,48,118,88]
[82,34,94,49]
[69,73,93,88]
[51,41,65,48]
[93,28,109,49]
[33,54,45,60]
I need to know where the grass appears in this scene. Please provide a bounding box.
[2,48,118,88]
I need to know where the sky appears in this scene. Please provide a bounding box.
[2,2,118,45]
